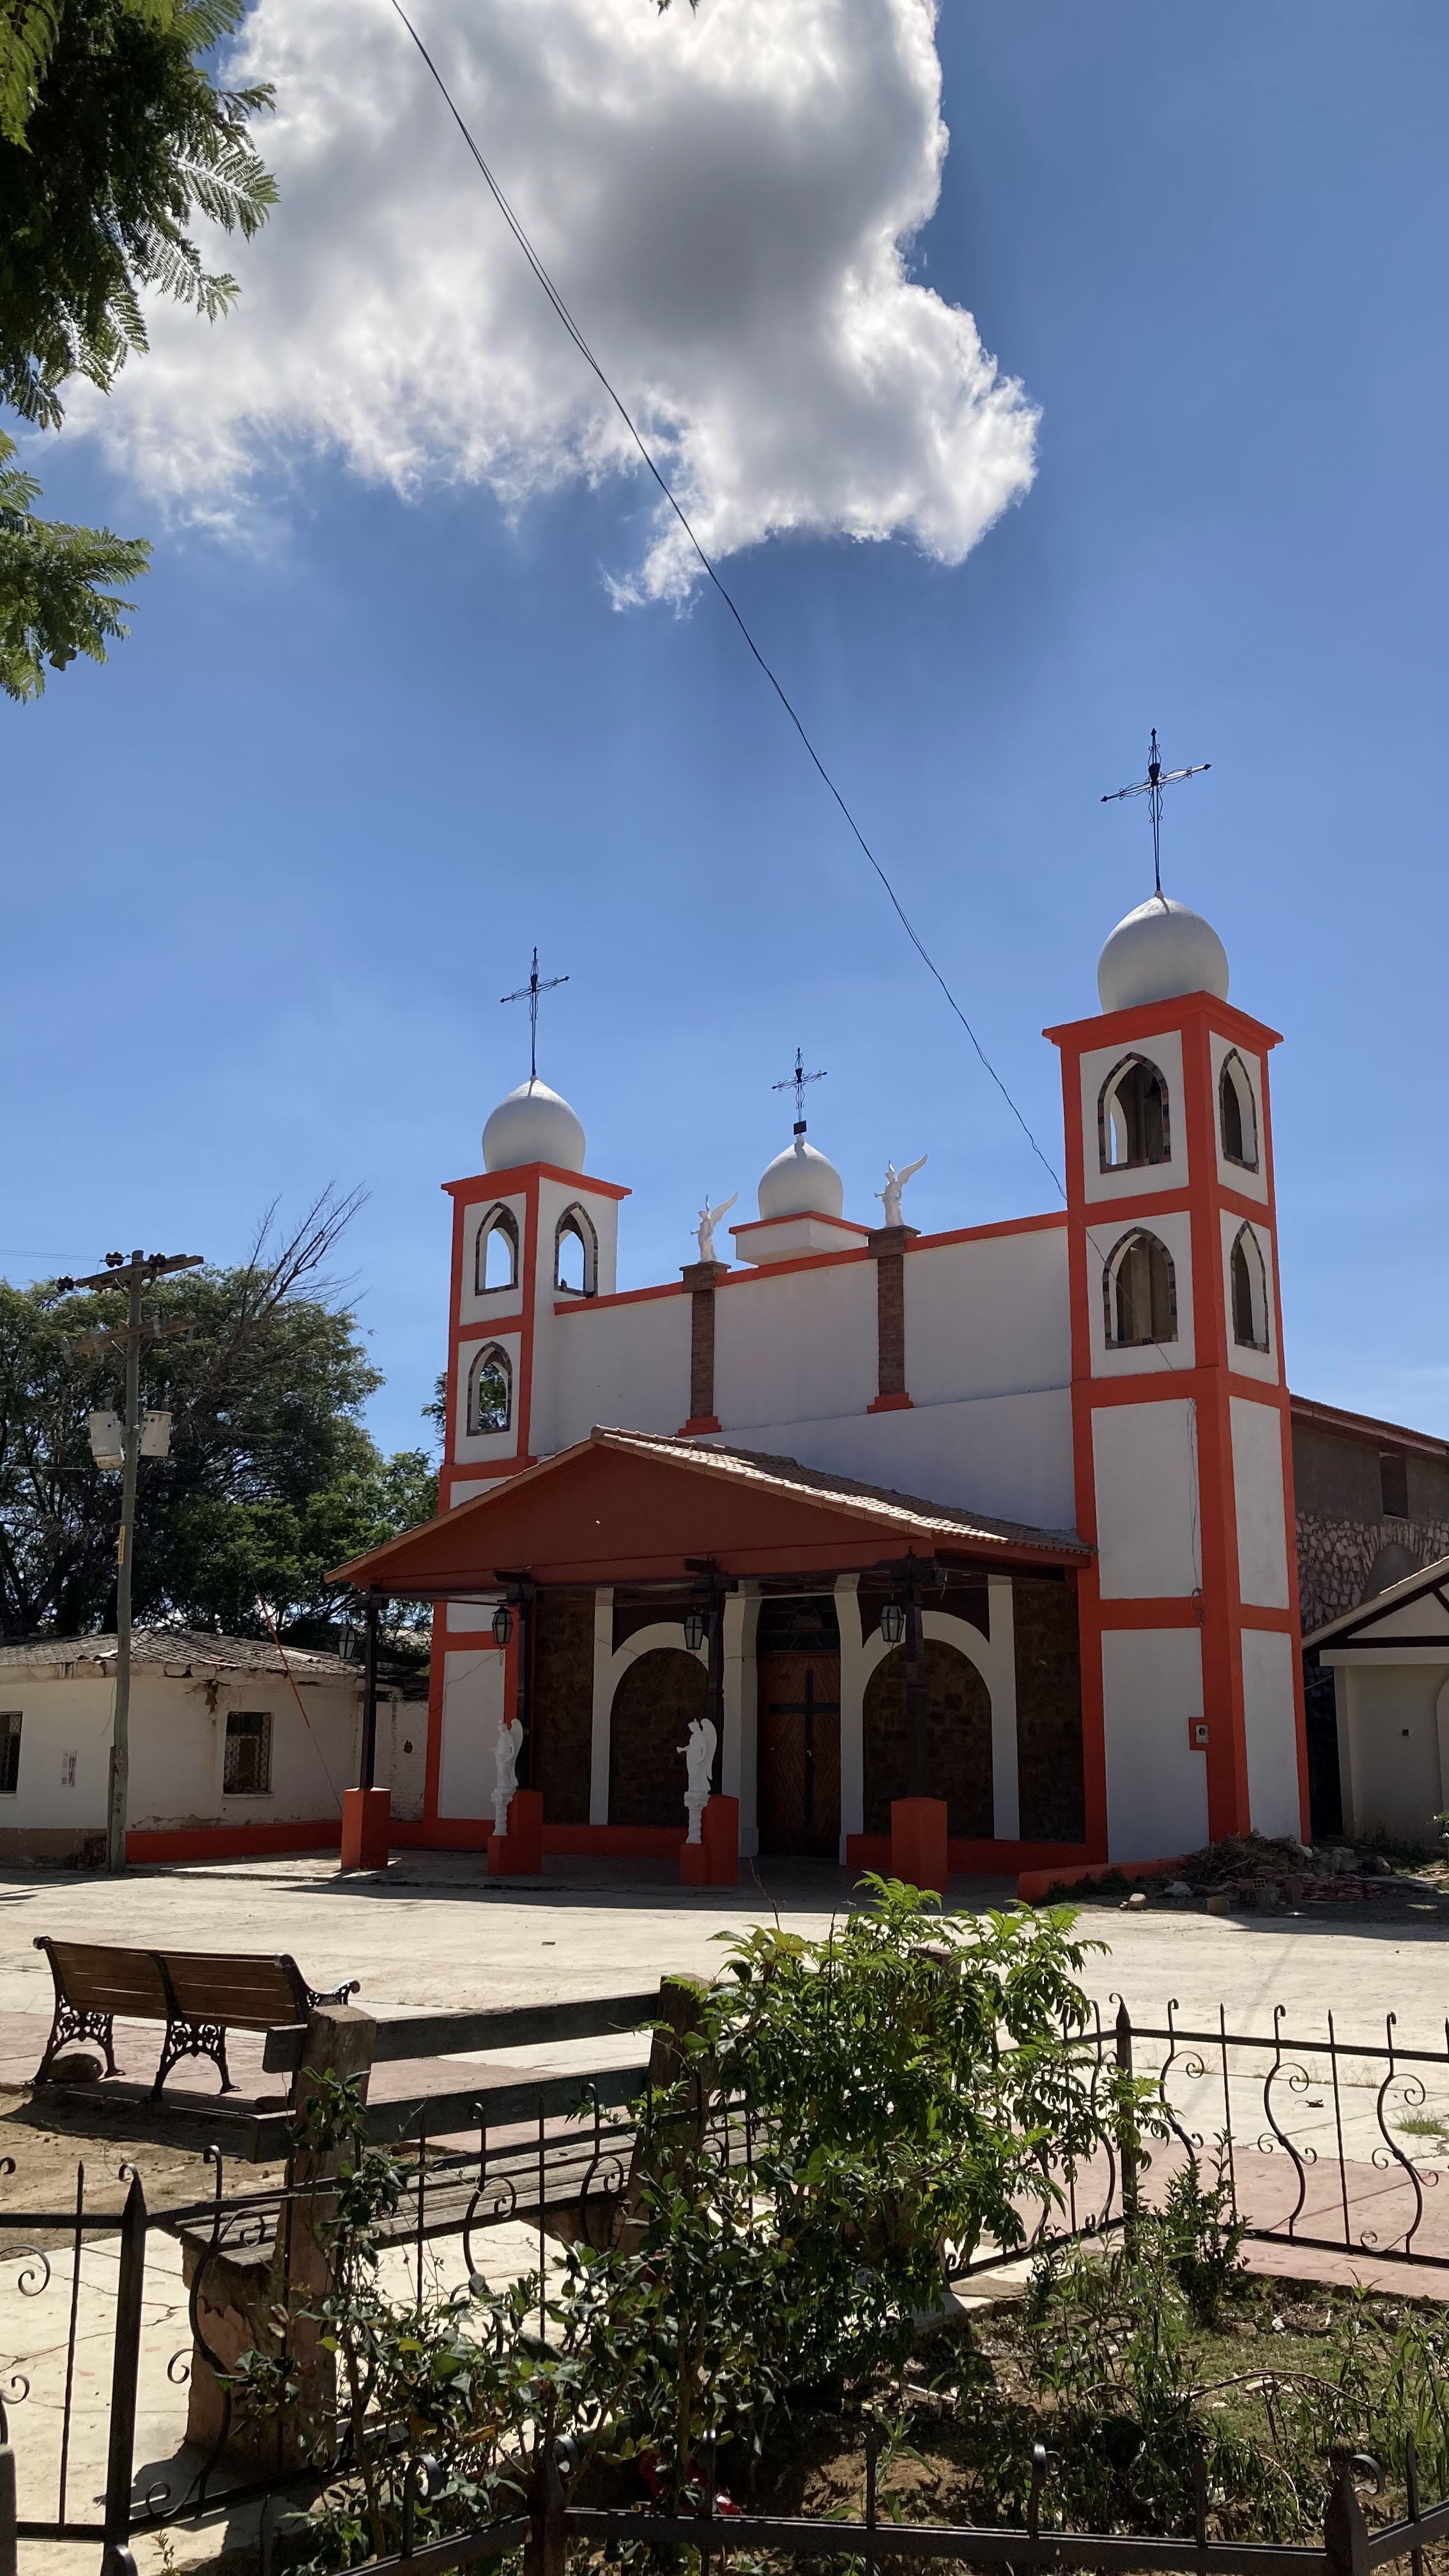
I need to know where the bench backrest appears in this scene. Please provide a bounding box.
[37,1938,169,2020]
[159,1951,311,2030]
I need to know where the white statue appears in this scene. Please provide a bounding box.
[678,1714,718,1844]
[492,1713,523,1837]
[876,1154,927,1228]
[694,1193,737,1264]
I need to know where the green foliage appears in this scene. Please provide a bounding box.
[0,423,146,694]
[0,0,275,427]
[1158,2145,1249,2327]
[0,1195,436,1644]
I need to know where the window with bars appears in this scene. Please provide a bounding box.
[223,1708,272,1795]
[0,1713,19,1795]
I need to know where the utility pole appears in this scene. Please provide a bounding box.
[59,1247,204,1873]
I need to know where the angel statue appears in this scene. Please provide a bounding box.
[492,1712,523,1837]
[694,1192,738,1263]
[678,1713,718,1844]
[876,1154,927,1228]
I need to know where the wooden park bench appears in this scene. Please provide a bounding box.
[31,1936,359,2100]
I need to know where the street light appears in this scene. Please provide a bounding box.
[880,1602,905,1647]
[682,1606,707,1653]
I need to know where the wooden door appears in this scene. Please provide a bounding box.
[756,1648,841,1856]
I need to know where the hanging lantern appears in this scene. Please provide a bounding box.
[491,1602,514,1647]
[880,1602,905,1646]
[682,1606,707,1653]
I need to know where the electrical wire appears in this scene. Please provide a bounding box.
[387,0,1066,1202]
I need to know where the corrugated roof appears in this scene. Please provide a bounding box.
[0,1627,358,1682]
[590,1427,1090,1558]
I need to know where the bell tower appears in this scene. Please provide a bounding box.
[1045,892,1308,1863]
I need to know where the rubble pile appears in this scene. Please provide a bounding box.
[1160,1832,1393,1912]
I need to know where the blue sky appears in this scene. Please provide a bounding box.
[4,0,1446,1457]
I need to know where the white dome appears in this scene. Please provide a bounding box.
[482,1077,586,1174]
[757,1130,845,1221]
[1097,894,1229,1013]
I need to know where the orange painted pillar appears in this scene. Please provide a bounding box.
[339,1785,392,1873]
[889,1796,948,1899]
[487,1786,544,1875]
[680,1794,739,1887]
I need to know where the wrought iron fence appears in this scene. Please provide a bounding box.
[4,2002,1449,2563]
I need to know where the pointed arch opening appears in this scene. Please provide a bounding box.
[475,1204,519,1294]
[1219,1050,1259,1169]
[555,1203,597,1298]
[1104,1229,1177,1347]
[1230,1223,1269,1351]
[467,1342,512,1435]
[1098,1054,1172,1172]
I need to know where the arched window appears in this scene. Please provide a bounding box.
[1098,1055,1171,1171]
[1219,1052,1259,1170]
[554,1204,597,1297]
[1230,1223,1269,1351]
[1104,1229,1177,1346]
[467,1342,512,1435]
[475,1205,519,1294]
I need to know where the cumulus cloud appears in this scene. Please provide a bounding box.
[79,0,1038,597]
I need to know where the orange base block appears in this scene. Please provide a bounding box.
[340,1785,392,1873]
[889,1796,949,1899]
[487,1788,544,1875]
[680,1794,739,1887]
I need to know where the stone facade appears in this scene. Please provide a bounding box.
[531,1588,594,1824]
[1012,1577,1087,1843]
[1291,1404,1449,1634]
[862,1639,993,1836]
[1297,1512,1449,1637]
[608,1645,708,1828]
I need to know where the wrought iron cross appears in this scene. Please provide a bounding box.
[501,946,568,1082]
[1101,728,1211,896]
[772,1046,826,1134]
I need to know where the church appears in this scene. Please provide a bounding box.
[341,878,1312,1883]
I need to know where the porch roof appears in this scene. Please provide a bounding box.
[331,1426,1089,1598]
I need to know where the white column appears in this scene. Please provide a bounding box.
[986,1575,1020,1843]
[587,1588,614,1825]
[721,1592,747,1801]
[737,1590,761,1856]
[836,1575,866,1858]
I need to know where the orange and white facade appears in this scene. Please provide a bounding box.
[411,889,1307,1871]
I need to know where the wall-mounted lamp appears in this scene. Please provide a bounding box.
[879,1602,905,1647]
[491,1603,514,1648]
[682,1606,707,1653]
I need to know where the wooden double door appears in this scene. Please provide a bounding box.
[756,1597,841,1857]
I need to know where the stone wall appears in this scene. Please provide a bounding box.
[1297,1514,1449,1636]
[1013,1579,1087,1843]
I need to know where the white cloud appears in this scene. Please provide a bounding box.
[80,0,1038,597]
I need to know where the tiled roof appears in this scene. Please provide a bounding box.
[0,1627,358,1682]
[592,1426,1089,1559]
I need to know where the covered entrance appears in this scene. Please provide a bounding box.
[756,1595,841,1857]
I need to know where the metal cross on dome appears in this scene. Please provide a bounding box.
[1101,728,1211,897]
[501,946,568,1083]
[773,1046,826,1135]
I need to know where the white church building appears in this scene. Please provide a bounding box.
[346,881,1309,1880]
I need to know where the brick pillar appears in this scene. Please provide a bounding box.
[866,1226,917,1413]
[679,1260,729,1434]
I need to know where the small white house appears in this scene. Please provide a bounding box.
[0,1629,427,1864]
[1306,1556,1449,1849]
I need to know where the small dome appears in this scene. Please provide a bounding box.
[757,1130,845,1221]
[1097,894,1229,1013]
[482,1077,585,1174]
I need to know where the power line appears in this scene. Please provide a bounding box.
[387,0,1066,1203]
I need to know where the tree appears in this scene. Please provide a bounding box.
[0,425,148,695]
[0,0,276,685]
[0,1192,436,1651]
